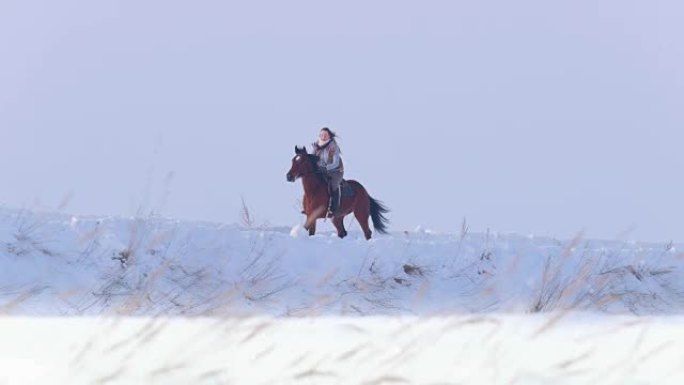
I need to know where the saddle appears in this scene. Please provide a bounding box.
[321,170,355,198]
[339,180,355,197]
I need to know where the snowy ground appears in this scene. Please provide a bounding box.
[1,207,684,384]
[2,315,684,385]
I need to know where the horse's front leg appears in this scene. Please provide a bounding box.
[304,205,327,236]
[304,211,317,236]
[302,194,309,215]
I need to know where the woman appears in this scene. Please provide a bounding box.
[312,127,344,217]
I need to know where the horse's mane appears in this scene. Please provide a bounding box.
[306,154,327,182]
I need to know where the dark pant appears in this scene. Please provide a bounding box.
[326,170,343,212]
[327,170,343,191]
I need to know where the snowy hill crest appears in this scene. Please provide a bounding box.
[1,208,683,317]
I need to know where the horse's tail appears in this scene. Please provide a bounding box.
[369,197,390,234]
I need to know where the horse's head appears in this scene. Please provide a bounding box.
[286,146,319,182]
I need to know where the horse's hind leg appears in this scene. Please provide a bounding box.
[354,207,372,240]
[332,216,347,238]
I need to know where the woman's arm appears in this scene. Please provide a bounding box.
[325,142,341,170]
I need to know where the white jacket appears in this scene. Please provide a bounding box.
[313,140,344,172]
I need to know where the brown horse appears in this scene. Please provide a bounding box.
[286,146,389,240]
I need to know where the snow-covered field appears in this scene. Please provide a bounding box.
[3,315,684,384]
[2,207,684,384]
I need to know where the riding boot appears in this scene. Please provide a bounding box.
[328,187,341,217]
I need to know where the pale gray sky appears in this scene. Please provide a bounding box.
[1,0,683,242]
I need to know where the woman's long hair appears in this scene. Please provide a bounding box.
[320,127,338,140]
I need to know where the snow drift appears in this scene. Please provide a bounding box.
[1,207,682,317]
[2,207,684,384]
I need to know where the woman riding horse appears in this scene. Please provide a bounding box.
[286,129,389,240]
[312,127,343,217]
